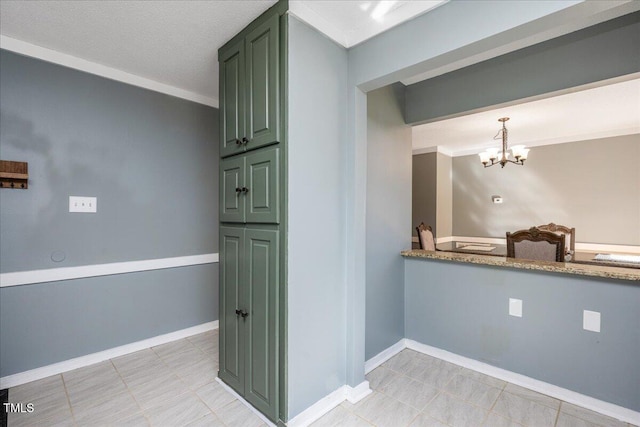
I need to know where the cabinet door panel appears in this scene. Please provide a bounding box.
[220,39,245,158]
[219,227,245,394]
[245,13,280,150]
[244,228,278,420]
[245,147,279,224]
[220,156,245,223]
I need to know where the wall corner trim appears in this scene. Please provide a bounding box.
[287,381,372,427]
[0,320,218,389]
[404,340,640,425]
[0,35,219,108]
[0,253,219,287]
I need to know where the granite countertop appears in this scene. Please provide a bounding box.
[401,250,640,282]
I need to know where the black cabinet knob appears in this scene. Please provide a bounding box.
[235,187,242,193]
[235,139,242,145]
[241,187,249,193]
[242,137,249,145]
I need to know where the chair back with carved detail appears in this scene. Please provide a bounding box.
[416,223,436,251]
[506,227,565,262]
[537,223,575,257]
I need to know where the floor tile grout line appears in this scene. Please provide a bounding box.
[59,372,78,426]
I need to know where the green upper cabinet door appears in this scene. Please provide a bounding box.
[220,156,246,223]
[220,146,279,224]
[243,228,279,421]
[219,12,280,158]
[245,147,279,224]
[245,13,280,151]
[219,39,246,158]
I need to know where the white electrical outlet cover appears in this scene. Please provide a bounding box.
[69,196,97,213]
[509,298,522,317]
[583,310,601,332]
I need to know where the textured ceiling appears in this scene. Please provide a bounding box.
[0,0,445,106]
[0,0,278,106]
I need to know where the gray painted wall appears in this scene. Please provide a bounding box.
[412,153,437,238]
[0,50,219,376]
[365,84,411,360]
[287,16,348,419]
[405,11,640,124]
[0,264,217,377]
[405,258,640,411]
[452,135,640,244]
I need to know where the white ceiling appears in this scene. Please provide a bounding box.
[0,0,445,107]
[412,77,640,157]
[289,1,446,48]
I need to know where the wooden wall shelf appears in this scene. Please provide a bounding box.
[0,160,29,189]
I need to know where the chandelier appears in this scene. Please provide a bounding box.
[479,117,529,168]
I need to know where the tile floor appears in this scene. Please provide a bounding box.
[4,332,637,427]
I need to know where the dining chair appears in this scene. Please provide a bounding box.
[537,222,575,259]
[506,227,565,262]
[416,222,436,251]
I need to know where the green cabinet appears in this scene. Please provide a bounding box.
[219,226,279,420]
[218,2,287,423]
[220,146,280,224]
[220,12,280,158]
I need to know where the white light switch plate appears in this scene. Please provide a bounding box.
[583,310,601,332]
[69,196,97,213]
[509,298,522,317]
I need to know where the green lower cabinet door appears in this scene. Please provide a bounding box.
[219,226,245,394]
[244,228,279,421]
[245,147,279,224]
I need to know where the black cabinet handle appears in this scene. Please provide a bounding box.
[235,187,242,193]
[235,139,242,145]
[242,137,249,145]
[241,187,249,193]
[235,309,242,316]
[241,310,249,318]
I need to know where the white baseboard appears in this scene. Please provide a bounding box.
[364,339,407,374]
[287,381,371,427]
[404,340,640,425]
[215,378,277,427]
[0,320,218,389]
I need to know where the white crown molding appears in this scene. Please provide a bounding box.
[0,35,218,108]
[0,321,218,389]
[404,340,640,425]
[412,146,454,157]
[0,253,219,287]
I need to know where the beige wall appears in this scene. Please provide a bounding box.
[436,153,453,238]
[412,152,437,237]
[452,134,640,245]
